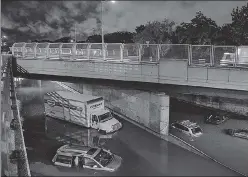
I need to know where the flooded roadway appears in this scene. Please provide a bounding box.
[16,79,239,176]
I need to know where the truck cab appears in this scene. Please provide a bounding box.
[91,109,122,134]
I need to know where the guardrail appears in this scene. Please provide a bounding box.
[11,42,248,67]
[1,57,31,177]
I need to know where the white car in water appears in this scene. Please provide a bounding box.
[171,120,203,138]
[52,144,122,172]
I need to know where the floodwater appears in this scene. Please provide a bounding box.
[16,78,239,176]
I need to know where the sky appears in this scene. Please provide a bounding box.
[1,1,247,42]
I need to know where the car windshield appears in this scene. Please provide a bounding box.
[94,149,113,167]
[98,112,112,122]
[55,155,72,165]
[191,127,202,134]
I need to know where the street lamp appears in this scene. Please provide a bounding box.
[100,0,116,60]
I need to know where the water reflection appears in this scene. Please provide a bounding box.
[45,116,117,147]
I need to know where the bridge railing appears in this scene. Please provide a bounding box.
[1,58,31,176]
[213,46,237,67]
[191,45,212,66]
[237,46,248,67]
[123,43,140,62]
[160,44,190,61]
[12,42,248,68]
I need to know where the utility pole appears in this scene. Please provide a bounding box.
[101,0,106,60]
[74,24,77,43]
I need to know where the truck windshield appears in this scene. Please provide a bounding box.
[94,149,113,167]
[98,112,112,122]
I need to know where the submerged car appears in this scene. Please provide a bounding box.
[52,144,122,172]
[205,113,229,125]
[171,120,203,137]
[224,129,248,140]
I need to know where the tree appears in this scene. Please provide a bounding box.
[175,11,220,45]
[86,31,134,43]
[214,24,235,45]
[104,31,134,43]
[54,37,72,43]
[133,19,176,44]
[86,34,102,43]
[229,3,248,45]
[135,25,145,34]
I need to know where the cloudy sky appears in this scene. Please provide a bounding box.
[1,1,247,42]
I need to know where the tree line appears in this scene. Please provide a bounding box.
[34,3,248,46]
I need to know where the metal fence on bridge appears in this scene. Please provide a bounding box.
[11,42,248,68]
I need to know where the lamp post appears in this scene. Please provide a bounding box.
[100,0,116,60]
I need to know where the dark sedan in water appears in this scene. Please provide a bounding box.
[205,113,229,125]
[224,129,248,140]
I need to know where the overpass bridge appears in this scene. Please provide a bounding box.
[12,42,248,91]
[10,42,248,116]
[8,42,248,130]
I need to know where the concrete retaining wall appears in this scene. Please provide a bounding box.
[176,94,248,117]
[63,82,170,136]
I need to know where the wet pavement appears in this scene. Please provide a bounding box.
[170,100,248,175]
[16,79,240,176]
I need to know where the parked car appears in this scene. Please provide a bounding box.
[171,120,203,137]
[52,144,122,172]
[224,129,248,140]
[205,113,229,125]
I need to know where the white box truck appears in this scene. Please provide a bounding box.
[44,91,122,134]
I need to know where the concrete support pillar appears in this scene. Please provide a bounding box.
[83,83,93,95]
[158,93,170,136]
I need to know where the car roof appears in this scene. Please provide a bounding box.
[178,120,199,128]
[57,144,100,157]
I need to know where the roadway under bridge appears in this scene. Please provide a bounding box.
[13,77,246,176]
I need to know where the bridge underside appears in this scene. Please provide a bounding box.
[13,57,248,117]
[15,59,248,91]
[15,71,248,118]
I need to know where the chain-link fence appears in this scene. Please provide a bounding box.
[88,43,104,60]
[10,42,248,68]
[1,57,31,177]
[213,46,237,67]
[12,43,25,58]
[160,44,189,61]
[123,44,140,62]
[47,43,61,59]
[140,44,159,63]
[60,43,74,60]
[75,43,89,60]
[191,45,212,66]
[105,43,122,61]
[23,43,36,59]
[236,46,248,67]
[36,43,49,59]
